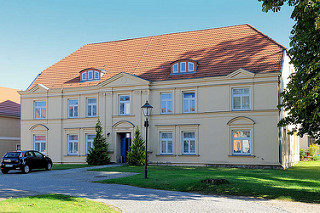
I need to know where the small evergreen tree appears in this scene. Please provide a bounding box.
[86,119,110,165]
[127,126,145,166]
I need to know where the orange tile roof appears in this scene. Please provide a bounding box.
[29,24,285,90]
[0,87,20,117]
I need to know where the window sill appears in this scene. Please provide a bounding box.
[170,71,196,75]
[228,154,255,158]
[156,154,175,156]
[65,154,81,157]
[178,154,199,157]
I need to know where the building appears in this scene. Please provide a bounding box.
[0,86,21,157]
[19,24,299,168]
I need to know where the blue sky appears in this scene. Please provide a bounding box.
[0,0,294,90]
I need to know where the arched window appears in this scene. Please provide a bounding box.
[171,60,197,74]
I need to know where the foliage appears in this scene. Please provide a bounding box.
[86,119,110,165]
[299,148,306,159]
[127,126,145,166]
[308,144,319,157]
[0,194,118,213]
[313,154,320,161]
[259,0,320,143]
[95,161,320,203]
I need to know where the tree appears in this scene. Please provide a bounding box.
[127,126,145,166]
[86,119,111,165]
[259,0,320,143]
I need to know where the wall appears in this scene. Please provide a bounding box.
[0,116,20,157]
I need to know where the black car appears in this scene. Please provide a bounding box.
[1,150,52,174]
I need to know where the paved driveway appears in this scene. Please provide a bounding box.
[0,165,319,213]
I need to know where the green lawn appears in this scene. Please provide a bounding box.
[92,161,320,203]
[52,164,93,170]
[0,194,120,213]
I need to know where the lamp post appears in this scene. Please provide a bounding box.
[141,101,153,179]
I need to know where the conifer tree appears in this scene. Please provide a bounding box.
[127,126,145,166]
[86,119,110,165]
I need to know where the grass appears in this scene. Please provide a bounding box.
[52,164,94,170]
[92,161,320,203]
[0,194,120,213]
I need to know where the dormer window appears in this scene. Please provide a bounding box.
[171,60,197,74]
[80,68,106,82]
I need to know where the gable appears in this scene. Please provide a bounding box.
[29,84,49,93]
[227,68,255,79]
[98,72,149,88]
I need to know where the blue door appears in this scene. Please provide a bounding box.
[120,133,131,163]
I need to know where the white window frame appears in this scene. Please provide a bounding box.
[188,62,194,72]
[160,132,173,154]
[34,101,46,119]
[68,135,78,155]
[68,99,78,118]
[182,132,196,154]
[82,72,86,81]
[86,98,97,117]
[86,134,95,154]
[180,62,186,72]
[160,93,173,114]
[34,135,46,154]
[172,63,179,73]
[119,95,130,115]
[88,70,93,80]
[232,130,251,155]
[232,88,251,111]
[183,92,195,113]
[94,71,99,80]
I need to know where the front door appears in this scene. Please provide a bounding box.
[120,133,131,163]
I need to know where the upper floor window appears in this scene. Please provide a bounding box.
[160,132,173,154]
[232,88,250,110]
[94,71,99,80]
[34,101,46,119]
[68,99,78,118]
[119,95,130,115]
[171,60,197,74]
[87,98,97,117]
[183,132,196,154]
[80,68,105,82]
[161,93,172,114]
[88,71,93,80]
[82,72,86,81]
[183,92,195,113]
[232,130,251,155]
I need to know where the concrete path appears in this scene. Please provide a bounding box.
[0,164,319,213]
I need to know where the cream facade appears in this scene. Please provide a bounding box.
[19,60,299,168]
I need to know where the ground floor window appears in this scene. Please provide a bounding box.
[183,132,196,154]
[34,135,46,153]
[86,134,95,154]
[160,132,173,154]
[232,130,251,155]
[68,135,78,155]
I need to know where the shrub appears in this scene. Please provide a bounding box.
[299,148,306,160]
[308,144,319,157]
[86,119,111,165]
[127,126,145,166]
[313,155,320,161]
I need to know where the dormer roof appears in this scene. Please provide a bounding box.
[28,24,285,90]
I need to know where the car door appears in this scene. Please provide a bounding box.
[33,151,46,169]
[24,151,36,168]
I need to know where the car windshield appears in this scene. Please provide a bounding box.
[4,152,20,158]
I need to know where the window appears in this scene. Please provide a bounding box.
[160,132,173,154]
[34,101,46,119]
[68,135,78,155]
[161,93,172,114]
[34,135,46,153]
[188,62,194,72]
[87,98,97,117]
[172,63,178,73]
[232,130,251,155]
[180,62,186,72]
[183,92,195,113]
[82,72,87,81]
[119,95,130,115]
[183,132,196,154]
[88,71,93,80]
[34,151,44,158]
[94,71,99,80]
[68,99,78,118]
[232,88,250,110]
[86,134,95,154]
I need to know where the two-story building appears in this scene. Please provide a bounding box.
[19,24,299,168]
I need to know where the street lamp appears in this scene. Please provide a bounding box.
[141,101,153,179]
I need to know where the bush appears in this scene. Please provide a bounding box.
[299,148,306,160]
[308,144,319,157]
[313,155,320,161]
[127,126,145,166]
[86,119,111,165]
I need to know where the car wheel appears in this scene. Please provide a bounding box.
[1,169,8,174]
[46,162,52,170]
[22,165,30,174]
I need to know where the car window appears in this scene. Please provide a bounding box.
[34,152,43,158]
[25,152,34,157]
[4,152,20,158]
